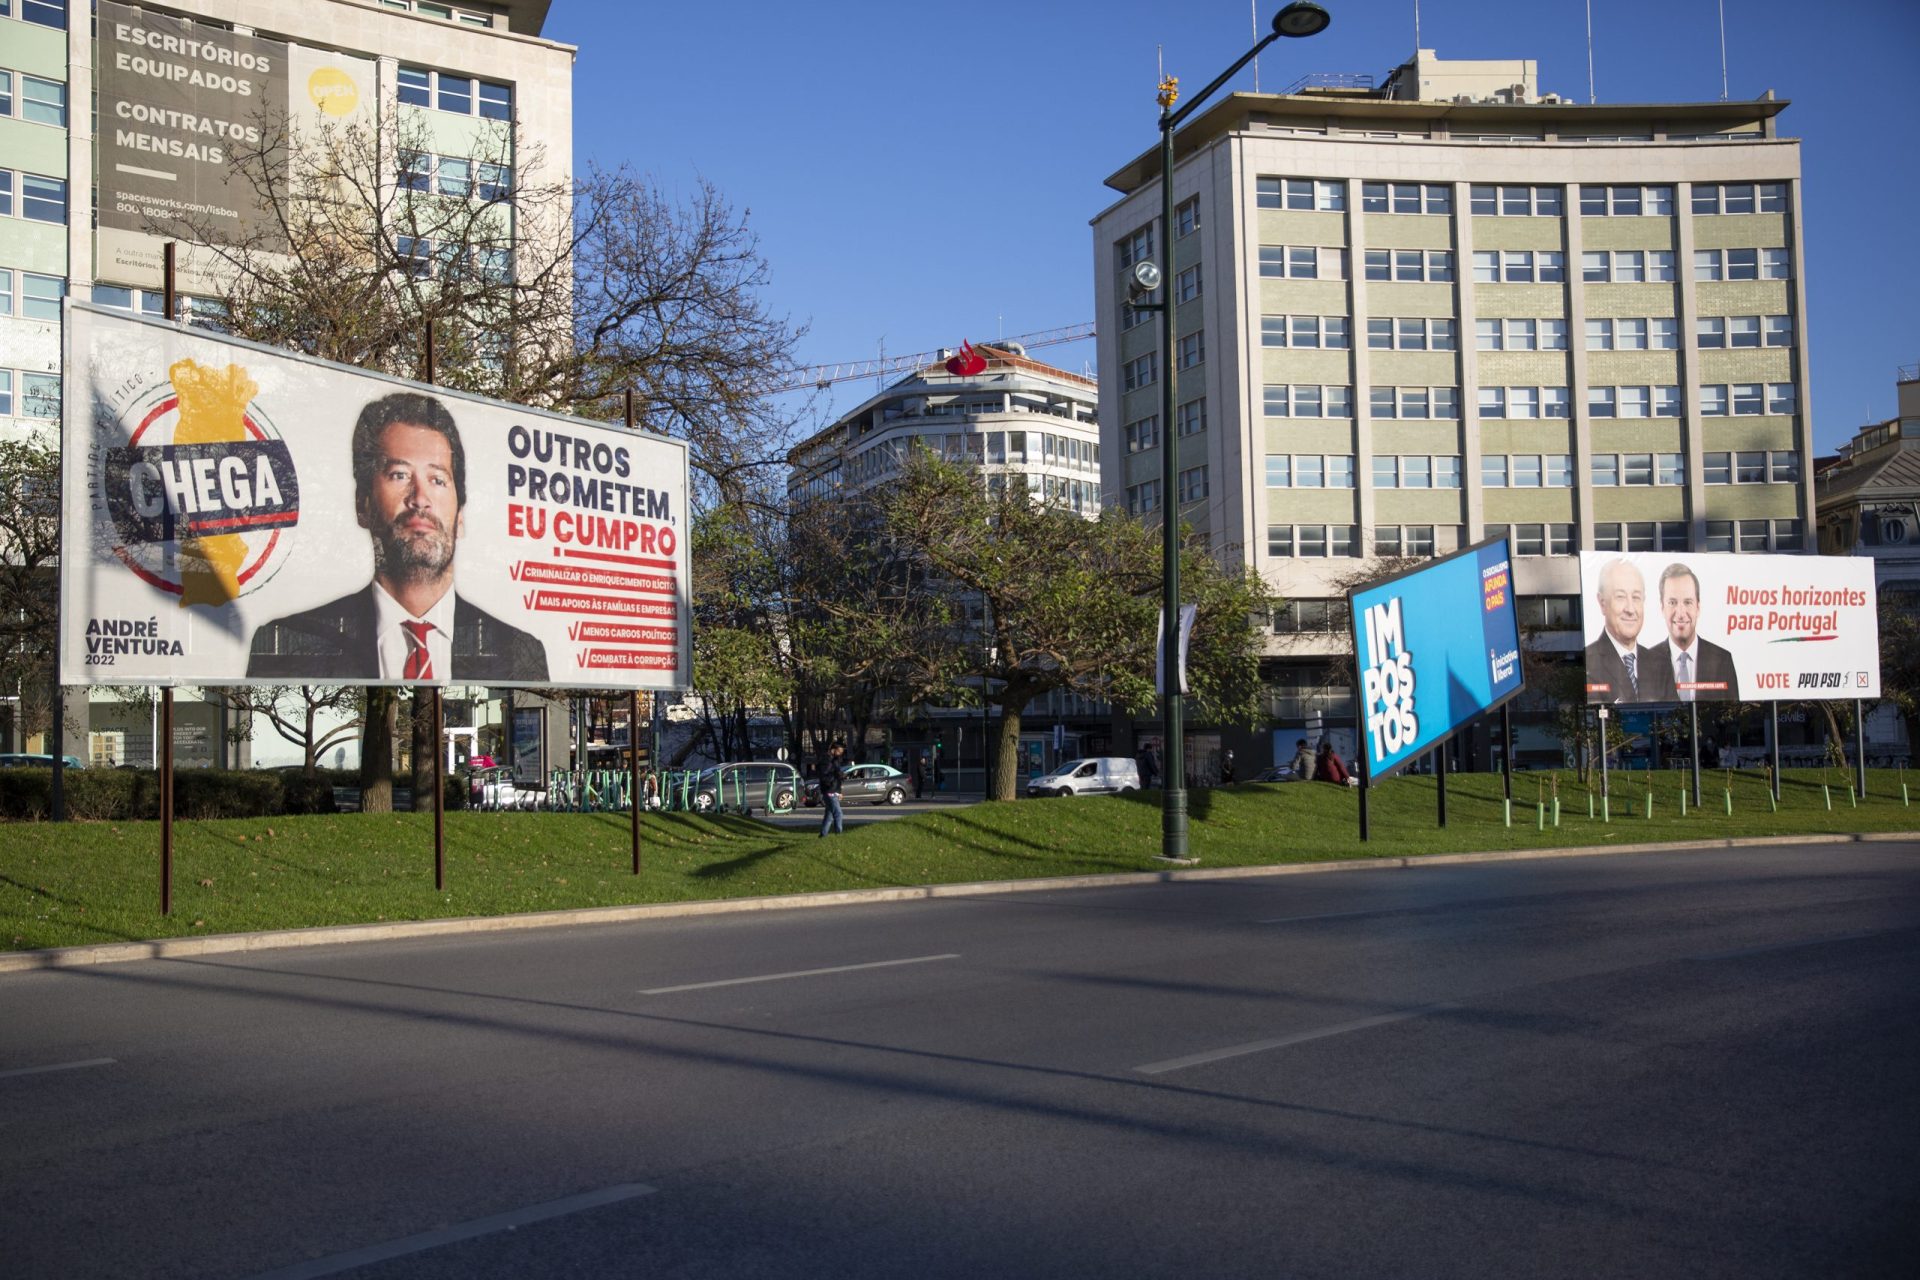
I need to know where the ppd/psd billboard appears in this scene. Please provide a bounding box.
[1350,538,1524,780]
[60,304,690,689]
[1580,552,1879,704]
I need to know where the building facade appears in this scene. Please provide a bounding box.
[0,0,573,765]
[1091,50,1815,769]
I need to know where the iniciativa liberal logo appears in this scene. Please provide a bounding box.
[97,358,300,607]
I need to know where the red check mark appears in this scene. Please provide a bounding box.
[568,622,583,641]
[576,651,590,668]
[523,591,538,610]
[510,562,524,580]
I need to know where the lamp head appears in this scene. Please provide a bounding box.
[1272,1,1331,38]
[1127,260,1163,299]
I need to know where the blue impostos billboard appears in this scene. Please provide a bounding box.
[1349,538,1524,780]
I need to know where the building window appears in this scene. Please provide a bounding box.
[1693,182,1789,215]
[1482,455,1507,488]
[6,72,65,126]
[20,271,62,320]
[1125,415,1159,453]
[12,172,65,224]
[1259,244,1347,280]
[1694,247,1791,281]
[1179,465,1209,503]
[1118,224,1154,269]
[1174,264,1202,303]
[1591,455,1619,487]
[1699,383,1795,416]
[1266,524,1293,556]
[1369,317,1455,351]
[1578,184,1675,216]
[1127,479,1162,515]
[1361,182,1451,214]
[1266,314,1351,349]
[398,65,512,119]
[1368,386,1459,420]
[1581,249,1674,283]
[1176,398,1207,436]
[1471,184,1564,217]
[1265,455,1290,487]
[21,371,58,418]
[1122,353,1157,392]
[1364,249,1454,283]
[1476,385,1569,420]
[1770,451,1801,482]
[1473,249,1565,284]
[1263,384,1352,418]
[1258,177,1346,210]
[1175,197,1200,238]
[1176,331,1204,370]
[1510,455,1543,488]
[20,0,67,29]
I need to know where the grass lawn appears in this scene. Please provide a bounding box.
[2,767,1914,953]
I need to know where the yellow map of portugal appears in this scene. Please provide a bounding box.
[168,359,258,608]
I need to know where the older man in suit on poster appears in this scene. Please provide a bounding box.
[1585,558,1676,704]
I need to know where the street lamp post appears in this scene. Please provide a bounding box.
[1148,2,1330,862]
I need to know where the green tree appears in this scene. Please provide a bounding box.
[878,455,1275,801]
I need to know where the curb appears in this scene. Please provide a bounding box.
[3,830,1914,974]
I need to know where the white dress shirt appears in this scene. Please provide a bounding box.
[372,583,454,681]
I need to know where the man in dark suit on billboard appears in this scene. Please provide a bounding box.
[247,392,547,683]
[1585,558,1676,703]
[1652,562,1738,701]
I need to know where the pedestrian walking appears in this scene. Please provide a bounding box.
[1137,740,1161,790]
[817,743,847,837]
[910,755,924,800]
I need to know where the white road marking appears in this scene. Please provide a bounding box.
[1135,1005,1456,1075]
[243,1183,657,1280]
[640,953,960,995]
[0,1057,115,1081]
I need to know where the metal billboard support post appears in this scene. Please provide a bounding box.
[1435,737,1447,829]
[432,687,444,892]
[160,686,174,914]
[159,241,179,914]
[1598,706,1610,820]
[1501,705,1513,801]
[1690,703,1701,807]
[1854,698,1867,796]
[1769,702,1781,801]
[625,390,643,874]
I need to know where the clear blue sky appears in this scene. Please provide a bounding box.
[548,0,1919,450]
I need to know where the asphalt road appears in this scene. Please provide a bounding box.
[4,843,1917,1279]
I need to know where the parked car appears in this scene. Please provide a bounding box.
[1252,764,1298,783]
[0,753,84,769]
[803,762,910,807]
[1026,757,1141,798]
[691,762,801,815]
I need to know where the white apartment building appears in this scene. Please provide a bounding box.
[1091,50,1814,767]
[0,0,574,763]
[788,342,1103,515]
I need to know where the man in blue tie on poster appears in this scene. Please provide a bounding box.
[1585,558,1676,704]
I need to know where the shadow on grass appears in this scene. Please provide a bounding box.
[0,873,151,945]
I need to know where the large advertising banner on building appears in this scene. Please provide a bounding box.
[1580,552,1880,705]
[60,304,691,690]
[1349,538,1524,780]
[96,2,290,241]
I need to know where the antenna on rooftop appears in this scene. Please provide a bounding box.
[1717,0,1729,100]
[1585,0,1597,104]
[1413,0,1421,51]
[1251,1,1260,91]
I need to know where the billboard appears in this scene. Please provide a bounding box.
[60,303,690,690]
[1349,538,1524,780]
[1580,552,1879,704]
[94,2,379,282]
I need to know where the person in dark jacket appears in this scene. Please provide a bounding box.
[1316,741,1350,785]
[817,743,847,837]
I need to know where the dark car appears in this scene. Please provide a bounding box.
[690,762,801,815]
[804,762,910,807]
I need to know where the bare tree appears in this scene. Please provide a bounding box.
[0,436,60,743]
[218,685,364,774]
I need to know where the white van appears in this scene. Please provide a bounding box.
[1026,757,1142,798]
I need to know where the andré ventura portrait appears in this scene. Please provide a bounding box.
[247,392,548,683]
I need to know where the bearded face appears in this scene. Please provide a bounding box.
[360,422,463,583]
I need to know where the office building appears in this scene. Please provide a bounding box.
[1091,49,1814,768]
[0,0,574,764]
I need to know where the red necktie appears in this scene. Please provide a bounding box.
[401,620,434,680]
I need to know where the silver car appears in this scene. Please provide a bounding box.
[804,762,910,807]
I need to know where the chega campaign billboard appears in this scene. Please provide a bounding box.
[1580,552,1879,705]
[60,304,690,690]
[1349,538,1524,780]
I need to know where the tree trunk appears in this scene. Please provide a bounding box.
[360,687,394,813]
[411,690,436,810]
[303,700,319,774]
[990,701,1024,802]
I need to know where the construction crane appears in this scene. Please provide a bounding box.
[770,322,1096,394]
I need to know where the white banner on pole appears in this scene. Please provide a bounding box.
[1154,603,1196,697]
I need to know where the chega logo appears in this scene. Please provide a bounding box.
[101,359,300,608]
